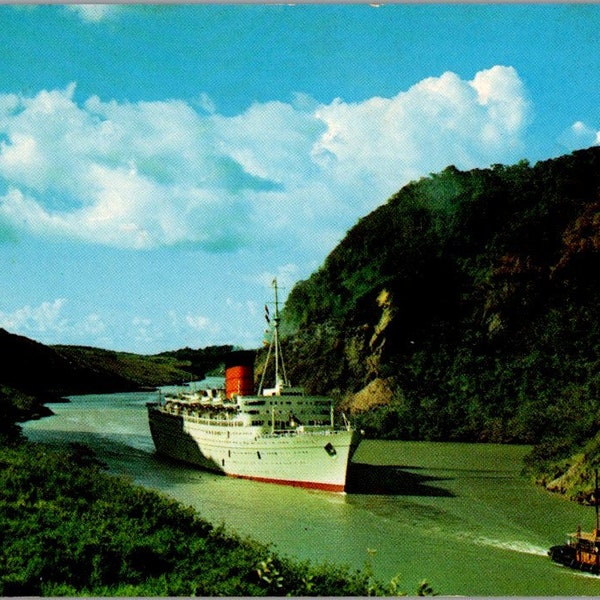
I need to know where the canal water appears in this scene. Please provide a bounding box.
[22,384,600,596]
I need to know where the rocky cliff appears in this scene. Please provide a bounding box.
[281,147,600,493]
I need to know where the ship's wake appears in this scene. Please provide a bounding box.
[461,533,548,556]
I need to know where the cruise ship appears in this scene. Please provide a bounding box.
[147,281,361,492]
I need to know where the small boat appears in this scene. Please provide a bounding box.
[548,470,600,574]
[147,279,361,492]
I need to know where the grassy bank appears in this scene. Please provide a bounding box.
[0,438,430,596]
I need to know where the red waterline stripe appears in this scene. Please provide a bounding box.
[228,473,345,493]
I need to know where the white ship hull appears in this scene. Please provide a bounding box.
[147,404,359,492]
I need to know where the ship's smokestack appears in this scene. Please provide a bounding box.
[225,350,255,399]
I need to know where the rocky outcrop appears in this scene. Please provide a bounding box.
[341,376,397,414]
[366,289,397,378]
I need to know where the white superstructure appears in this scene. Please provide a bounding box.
[147,280,360,492]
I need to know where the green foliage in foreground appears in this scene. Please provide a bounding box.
[0,441,432,596]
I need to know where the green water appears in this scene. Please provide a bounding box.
[23,389,600,596]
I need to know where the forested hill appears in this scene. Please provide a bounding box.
[281,146,600,499]
[0,328,232,438]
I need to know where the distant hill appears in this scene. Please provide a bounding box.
[51,344,235,393]
[0,328,233,438]
[280,146,600,500]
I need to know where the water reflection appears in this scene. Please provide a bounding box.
[346,462,454,496]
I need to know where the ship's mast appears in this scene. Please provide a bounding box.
[258,278,289,395]
[273,279,280,389]
[272,278,288,391]
[595,468,599,538]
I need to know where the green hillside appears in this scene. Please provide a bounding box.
[0,328,232,441]
[281,146,600,500]
[52,344,234,391]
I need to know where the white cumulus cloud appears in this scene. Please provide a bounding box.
[79,313,106,336]
[185,314,211,331]
[0,298,63,338]
[559,120,600,151]
[312,66,528,189]
[0,67,530,253]
[0,298,68,334]
[65,5,122,23]
[0,299,113,346]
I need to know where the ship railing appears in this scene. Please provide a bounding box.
[183,414,246,427]
[262,427,349,438]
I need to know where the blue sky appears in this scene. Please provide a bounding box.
[0,4,599,354]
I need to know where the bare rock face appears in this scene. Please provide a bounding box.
[341,376,397,415]
[369,289,396,350]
